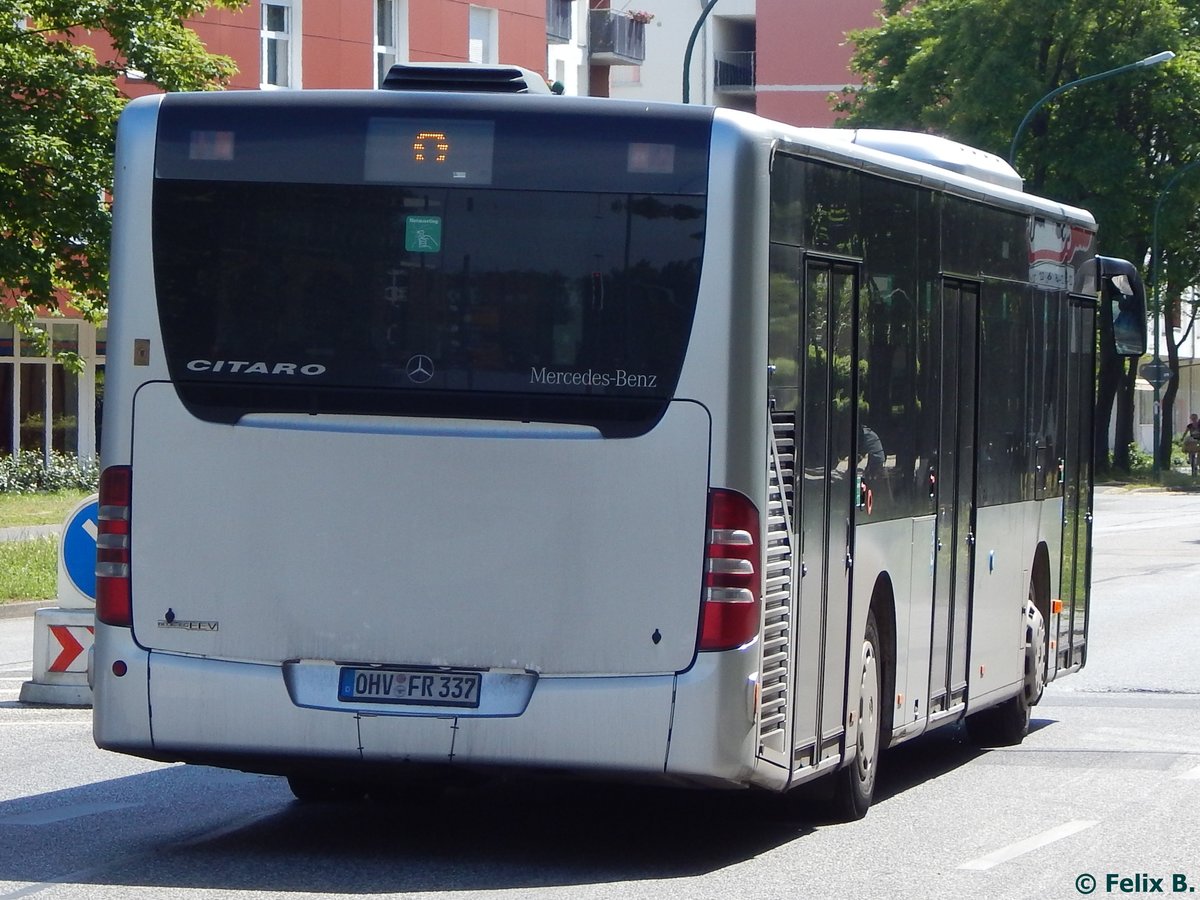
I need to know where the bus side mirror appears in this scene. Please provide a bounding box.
[1095,256,1147,358]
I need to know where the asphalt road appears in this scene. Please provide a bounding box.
[0,485,1197,900]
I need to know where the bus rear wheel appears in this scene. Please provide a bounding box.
[830,610,882,821]
[286,775,367,803]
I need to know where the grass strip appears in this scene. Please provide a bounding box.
[0,536,59,602]
[0,491,92,529]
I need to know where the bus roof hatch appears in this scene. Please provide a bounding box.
[380,63,553,94]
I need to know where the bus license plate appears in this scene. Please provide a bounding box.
[338,667,482,708]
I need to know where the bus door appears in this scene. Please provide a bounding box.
[1057,294,1097,673]
[928,278,980,718]
[793,257,859,768]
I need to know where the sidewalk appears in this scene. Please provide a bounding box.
[0,524,58,542]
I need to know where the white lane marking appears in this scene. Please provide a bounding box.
[958,820,1098,871]
[1176,764,1200,780]
[0,801,139,826]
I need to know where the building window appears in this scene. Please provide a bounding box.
[611,65,643,87]
[468,6,497,65]
[94,327,106,456]
[375,0,408,87]
[261,0,299,88]
[1,321,102,461]
[0,323,12,456]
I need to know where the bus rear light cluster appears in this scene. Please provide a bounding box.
[699,489,762,652]
[96,465,132,627]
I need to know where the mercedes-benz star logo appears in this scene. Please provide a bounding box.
[405,354,435,384]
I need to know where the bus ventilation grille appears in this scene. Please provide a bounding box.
[381,64,552,94]
[759,413,796,754]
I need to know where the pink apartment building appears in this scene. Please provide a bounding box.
[172,0,881,121]
[612,0,882,127]
[754,0,880,125]
[186,1,547,91]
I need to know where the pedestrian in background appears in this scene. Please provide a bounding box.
[1183,413,1200,476]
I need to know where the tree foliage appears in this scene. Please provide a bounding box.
[840,0,1200,471]
[0,0,244,349]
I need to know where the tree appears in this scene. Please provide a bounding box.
[0,0,245,358]
[839,0,1200,472]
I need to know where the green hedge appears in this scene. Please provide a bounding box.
[0,451,100,493]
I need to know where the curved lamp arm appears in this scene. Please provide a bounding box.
[1008,51,1174,167]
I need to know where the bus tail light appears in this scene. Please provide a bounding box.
[96,465,132,627]
[699,489,761,652]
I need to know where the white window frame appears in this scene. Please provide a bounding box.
[468,6,498,65]
[260,0,302,89]
[374,0,409,87]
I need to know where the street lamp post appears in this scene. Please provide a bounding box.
[1008,51,1175,168]
[682,0,720,104]
[1149,158,1200,477]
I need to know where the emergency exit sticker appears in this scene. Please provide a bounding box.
[405,216,442,253]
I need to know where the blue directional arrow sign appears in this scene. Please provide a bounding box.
[60,497,99,603]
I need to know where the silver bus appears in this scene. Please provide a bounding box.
[91,66,1145,819]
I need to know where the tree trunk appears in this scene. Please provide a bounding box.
[1114,359,1137,471]
[1161,327,1181,470]
[1095,311,1119,471]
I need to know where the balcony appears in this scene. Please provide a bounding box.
[588,10,645,66]
[715,51,756,93]
[547,0,572,44]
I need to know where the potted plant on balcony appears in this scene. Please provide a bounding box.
[590,6,649,64]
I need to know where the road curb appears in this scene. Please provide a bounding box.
[0,600,55,620]
[0,524,59,542]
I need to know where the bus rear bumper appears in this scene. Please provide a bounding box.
[666,648,765,788]
[95,641,704,781]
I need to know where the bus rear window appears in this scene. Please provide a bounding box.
[152,181,705,433]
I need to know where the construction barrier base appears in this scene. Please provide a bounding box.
[20,606,94,708]
[19,680,92,707]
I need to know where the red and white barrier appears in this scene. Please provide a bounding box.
[20,495,99,706]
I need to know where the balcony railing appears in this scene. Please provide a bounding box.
[547,0,572,44]
[715,51,756,93]
[588,10,645,66]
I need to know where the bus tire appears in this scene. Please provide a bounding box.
[1025,584,1048,707]
[831,610,882,821]
[286,775,367,803]
[966,601,1045,747]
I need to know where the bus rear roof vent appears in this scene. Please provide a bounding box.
[381,63,553,94]
[843,129,1024,193]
